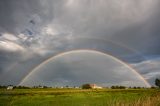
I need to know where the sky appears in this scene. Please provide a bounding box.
[19,50,149,87]
[0,0,160,86]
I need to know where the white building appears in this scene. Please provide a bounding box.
[90,84,102,89]
[7,86,13,90]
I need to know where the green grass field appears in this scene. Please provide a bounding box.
[0,88,160,106]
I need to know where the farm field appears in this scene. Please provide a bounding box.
[0,88,160,106]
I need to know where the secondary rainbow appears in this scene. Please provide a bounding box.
[19,49,151,87]
[74,36,146,60]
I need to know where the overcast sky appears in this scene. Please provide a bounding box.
[0,0,160,86]
[19,50,149,87]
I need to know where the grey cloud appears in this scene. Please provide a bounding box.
[0,0,54,34]
[0,0,160,86]
[0,53,48,85]
[132,57,160,85]
[20,51,149,87]
[0,0,160,55]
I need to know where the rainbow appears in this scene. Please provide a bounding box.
[73,36,146,60]
[6,37,145,83]
[19,49,151,87]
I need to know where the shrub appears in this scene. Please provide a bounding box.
[81,84,92,89]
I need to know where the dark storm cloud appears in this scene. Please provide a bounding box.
[0,0,160,55]
[0,52,49,85]
[0,0,160,86]
[0,0,54,34]
[110,6,160,55]
[132,57,160,85]
[20,51,148,87]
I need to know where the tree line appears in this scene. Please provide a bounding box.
[1,78,160,89]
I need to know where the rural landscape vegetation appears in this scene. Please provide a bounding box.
[0,78,160,106]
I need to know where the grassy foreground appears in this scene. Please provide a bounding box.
[0,88,160,106]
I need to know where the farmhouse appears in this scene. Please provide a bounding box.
[90,84,102,89]
[7,86,13,90]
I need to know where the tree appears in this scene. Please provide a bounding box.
[111,85,126,89]
[155,78,160,88]
[81,84,92,89]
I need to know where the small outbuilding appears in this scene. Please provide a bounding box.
[90,84,102,89]
[7,86,13,90]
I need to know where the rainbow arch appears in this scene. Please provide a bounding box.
[19,49,150,87]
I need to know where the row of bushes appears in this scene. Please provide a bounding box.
[0,85,158,89]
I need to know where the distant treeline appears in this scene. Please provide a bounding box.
[0,85,30,89]
[0,85,158,89]
[0,85,7,88]
[111,86,126,89]
[110,86,157,89]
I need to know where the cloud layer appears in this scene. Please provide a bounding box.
[0,0,160,86]
[20,51,149,87]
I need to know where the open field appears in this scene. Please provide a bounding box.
[0,88,160,106]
